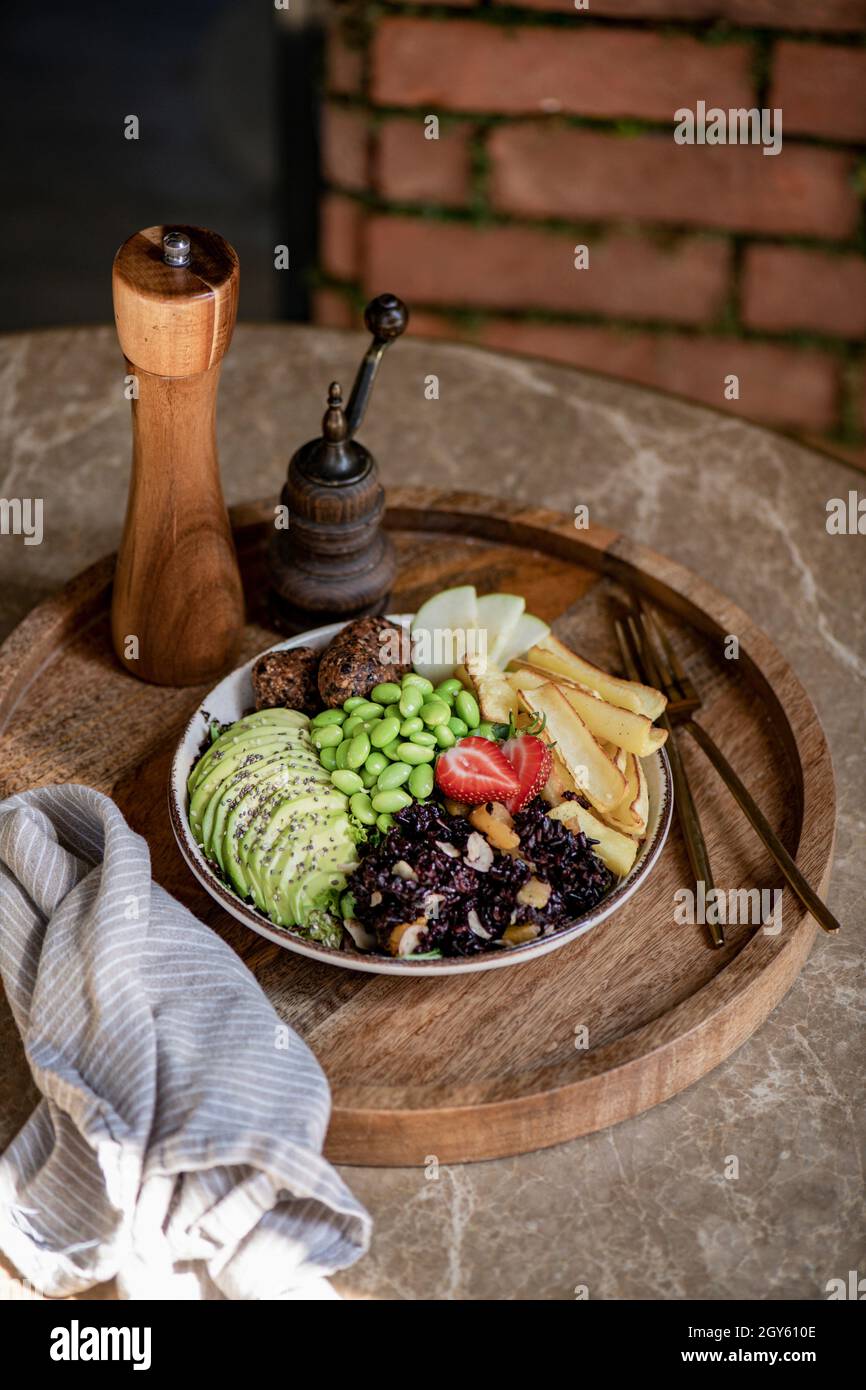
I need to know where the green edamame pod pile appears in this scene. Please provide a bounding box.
[309,669,482,833]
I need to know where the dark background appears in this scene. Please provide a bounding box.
[0,0,321,330]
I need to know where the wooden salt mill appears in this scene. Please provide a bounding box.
[269,293,407,629]
[111,225,245,686]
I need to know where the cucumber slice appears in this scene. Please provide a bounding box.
[410,584,478,684]
[475,593,526,667]
[498,612,551,668]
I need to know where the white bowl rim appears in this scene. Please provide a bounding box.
[169,616,673,978]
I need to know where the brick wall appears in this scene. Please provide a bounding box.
[315,1,866,460]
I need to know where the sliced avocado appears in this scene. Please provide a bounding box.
[221,765,311,893]
[190,725,309,795]
[239,787,343,879]
[189,708,307,778]
[246,804,345,914]
[190,739,308,839]
[262,808,357,927]
[208,757,305,873]
[286,865,347,928]
[200,749,299,853]
[246,775,339,857]
[188,708,357,937]
[223,777,341,898]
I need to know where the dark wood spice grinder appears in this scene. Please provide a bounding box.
[269,293,408,630]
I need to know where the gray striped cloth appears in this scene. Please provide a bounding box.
[0,785,371,1300]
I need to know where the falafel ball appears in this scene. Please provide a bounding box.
[251,646,320,717]
[317,616,410,707]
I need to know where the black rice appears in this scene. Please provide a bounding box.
[348,795,614,957]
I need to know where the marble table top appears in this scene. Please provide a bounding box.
[0,324,862,1301]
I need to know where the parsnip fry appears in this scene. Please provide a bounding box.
[548,801,639,878]
[601,752,648,836]
[464,654,517,724]
[525,634,666,719]
[517,684,626,814]
[509,664,666,756]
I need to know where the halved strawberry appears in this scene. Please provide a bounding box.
[435,736,520,806]
[500,734,553,814]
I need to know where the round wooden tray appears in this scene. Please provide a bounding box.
[0,490,835,1165]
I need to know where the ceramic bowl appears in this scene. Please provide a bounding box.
[169,617,673,977]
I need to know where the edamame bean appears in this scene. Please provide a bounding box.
[312,723,343,749]
[475,721,497,740]
[408,763,434,799]
[438,677,463,697]
[410,729,437,747]
[376,813,394,834]
[342,714,364,739]
[331,769,364,795]
[396,741,435,765]
[346,731,371,769]
[371,788,413,814]
[400,716,423,737]
[361,768,378,789]
[349,791,377,825]
[399,685,423,718]
[353,701,385,722]
[401,673,434,695]
[420,699,450,726]
[381,739,402,761]
[448,715,469,737]
[376,761,412,791]
[311,708,346,728]
[342,696,365,712]
[370,714,401,749]
[335,739,351,769]
[455,690,480,728]
[365,750,388,776]
[319,744,338,770]
[432,683,457,705]
[435,724,456,748]
[370,682,401,705]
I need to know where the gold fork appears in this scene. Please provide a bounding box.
[615,610,723,948]
[615,603,841,940]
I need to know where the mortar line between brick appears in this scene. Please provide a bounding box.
[363,7,866,45]
[323,186,866,259]
[324,93,866,157]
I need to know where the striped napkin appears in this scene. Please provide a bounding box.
[0,785,371,1300]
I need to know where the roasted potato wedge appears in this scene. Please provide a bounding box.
[509,663,667,756]
[601,752,649,836]
[464,654,517,724]
[517,684,626,814]
[524,634,666,719]
[547,801,639,878]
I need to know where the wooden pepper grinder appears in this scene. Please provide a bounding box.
[111,225,245,686]
[269,293,408,630]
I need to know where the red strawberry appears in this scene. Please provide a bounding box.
[500,734,553,814]
[435,736,520,806]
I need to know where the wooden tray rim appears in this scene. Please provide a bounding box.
[0,489,836,1162]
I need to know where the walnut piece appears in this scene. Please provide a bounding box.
[465,832,494,873]
[387,920,428,957]
[516,876,552,909]
[469,802,519,851]
[502,922,541,946]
